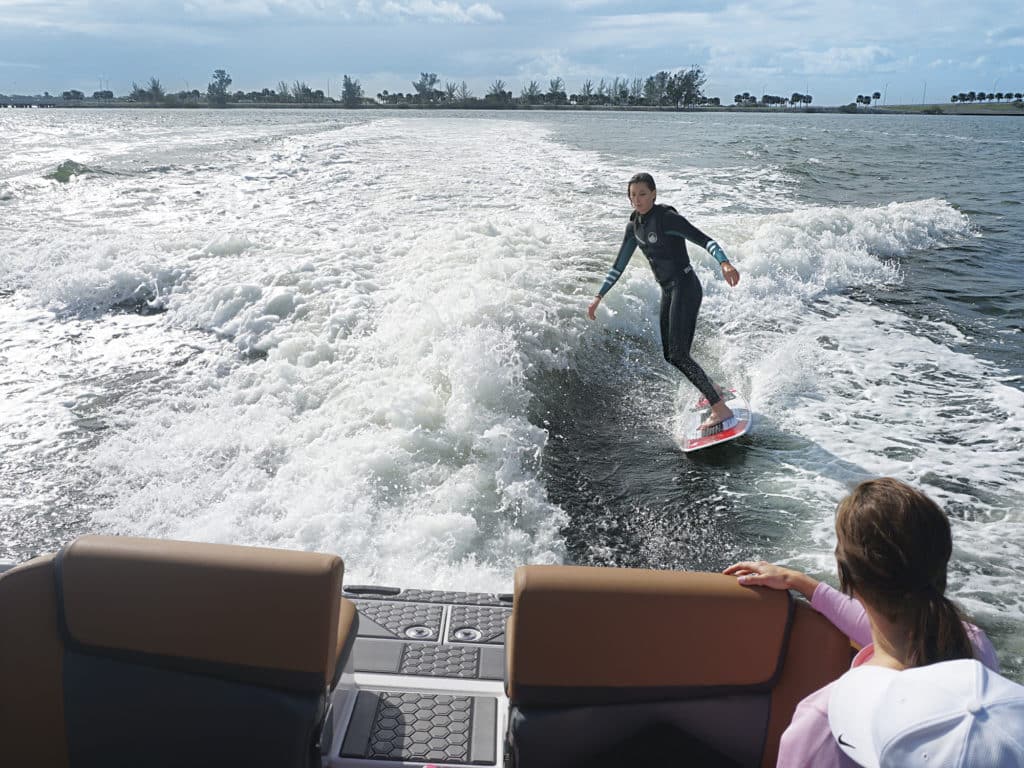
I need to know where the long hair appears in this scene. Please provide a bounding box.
[835,477,974,667]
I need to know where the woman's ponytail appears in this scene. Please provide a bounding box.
[903,590,974,667]
[835,478,976,667]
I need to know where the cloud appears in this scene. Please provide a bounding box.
[361,0,504,22]
[183,0,275,19]
[0,9,226,42]
[0,0,1018,103]
[0,0,503,26]
[793,46,901,76]
[987,25,1024,47]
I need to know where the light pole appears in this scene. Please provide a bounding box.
[883,82,889,105]
[922,80,927,105]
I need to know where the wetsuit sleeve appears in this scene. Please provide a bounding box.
[662,210,730,264]
[597,224,637,297]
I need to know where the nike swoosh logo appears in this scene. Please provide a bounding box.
[837,734,856,749]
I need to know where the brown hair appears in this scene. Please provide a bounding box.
[835,477,974,667]
[627,172,656,195]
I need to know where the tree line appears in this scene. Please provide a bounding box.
[45,66,745,109]
[950,90,1023,104]
[43,68,830,111]
[732,92,813,107]
[849,90,1023,108]
[380,68,718,107]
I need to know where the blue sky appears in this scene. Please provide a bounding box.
[1,0,1022,105]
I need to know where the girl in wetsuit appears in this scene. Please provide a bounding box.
[587,172,740,431]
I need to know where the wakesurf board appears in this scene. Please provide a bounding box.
[680,389,752,453]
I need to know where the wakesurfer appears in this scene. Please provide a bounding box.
[587,172,740,432]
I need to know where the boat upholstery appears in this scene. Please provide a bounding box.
[505,564,853,768]
[0,535,359,768]
[0,553,68,767]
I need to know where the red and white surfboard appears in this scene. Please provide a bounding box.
[680,390,753,453]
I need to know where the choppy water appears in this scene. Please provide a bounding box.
[2,109,1022,678]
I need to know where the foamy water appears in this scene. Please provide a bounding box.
[1,109,1022,674]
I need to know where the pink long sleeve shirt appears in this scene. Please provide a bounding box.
[775,583,999,768]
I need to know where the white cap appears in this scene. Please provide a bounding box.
[827,659,1024,768]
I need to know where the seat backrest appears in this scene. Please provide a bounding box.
[0,535,358,768]
[505,564,852,768]
[0,553,68,767]
[760,597,853,768]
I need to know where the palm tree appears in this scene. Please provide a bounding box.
[520,80,543,104]
[803,94,812,106]
[966,91,976,102]
[872,91,881,105]
[486,80,507,103]
[629,77,644,104]
[547,77,566,104]
[579,79,594,105]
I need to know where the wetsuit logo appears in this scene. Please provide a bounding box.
[648,233,658,244]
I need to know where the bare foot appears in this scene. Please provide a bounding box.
[699,402,735,431]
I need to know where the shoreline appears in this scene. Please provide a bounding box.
[2,100,1022,117]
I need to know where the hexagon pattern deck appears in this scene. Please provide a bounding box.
[355,599,444,640]
[446,606,508,645]
[350,589,511,681]
[346,587,507,606]
[401,644,481,678]
[340,690,497,765]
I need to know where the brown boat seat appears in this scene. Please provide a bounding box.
[505,564,852,768]
[0,534,359,768]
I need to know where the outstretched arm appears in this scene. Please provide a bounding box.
[589,225,637,319]
[663,211,740,287]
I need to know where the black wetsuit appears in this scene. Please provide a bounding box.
[597,204,729,406]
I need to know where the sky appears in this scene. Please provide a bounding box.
[1,0,1022,106]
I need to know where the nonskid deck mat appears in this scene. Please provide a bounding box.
[345,586,511,607]
[349,591,511,681]
[340,690,498,765]
[352,637,505,680]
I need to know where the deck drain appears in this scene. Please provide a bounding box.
[405,625,433,639]
[452,628,482,642]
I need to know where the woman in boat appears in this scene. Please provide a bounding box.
[724,477,998,768]
[587,172,740,432]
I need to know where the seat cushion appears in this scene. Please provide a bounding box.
[507,565,793,706]
[59,535,344,691]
